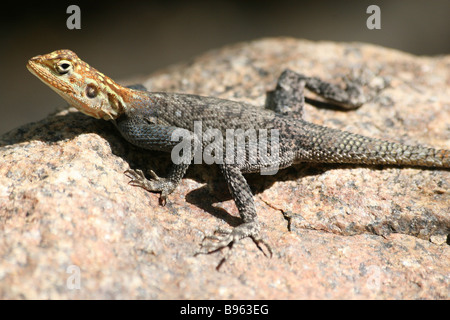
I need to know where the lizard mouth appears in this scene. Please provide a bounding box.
[27,58,76,96]
[27,58,50,83]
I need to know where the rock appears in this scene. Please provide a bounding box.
[0,38,449,299]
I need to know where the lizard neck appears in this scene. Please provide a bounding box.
[119,86,154,113]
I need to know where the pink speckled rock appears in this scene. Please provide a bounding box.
[1,38,449,299]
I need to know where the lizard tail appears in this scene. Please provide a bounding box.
[297,121,450,168]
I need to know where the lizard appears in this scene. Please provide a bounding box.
[27,49,449,259]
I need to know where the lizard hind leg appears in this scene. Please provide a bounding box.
[266,69,306,119]
[196,164,272,260]
[268,68,387,112]
[197,222,272,262]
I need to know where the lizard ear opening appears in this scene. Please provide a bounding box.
[56,60,73,75]
[85,84,98,98]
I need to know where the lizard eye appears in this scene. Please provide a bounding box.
[56,60,72,74]
[86,83,98,98]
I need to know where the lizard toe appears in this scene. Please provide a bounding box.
[196,221,272,258]
[124,169,176,204]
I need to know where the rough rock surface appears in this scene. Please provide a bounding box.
[0,38,449,299]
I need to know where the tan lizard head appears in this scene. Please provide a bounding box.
[27,49,127,120]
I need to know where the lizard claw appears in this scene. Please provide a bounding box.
[125,168,146,184]
[124,169,174,205]
[195,222,273,263]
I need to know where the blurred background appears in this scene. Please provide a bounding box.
[1,0,449,135]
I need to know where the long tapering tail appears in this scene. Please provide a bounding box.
[296,121,449,168]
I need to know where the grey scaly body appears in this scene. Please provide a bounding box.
[27,50,449,260]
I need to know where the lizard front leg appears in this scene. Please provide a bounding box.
[115,116,197,205]
[125,163,189,205]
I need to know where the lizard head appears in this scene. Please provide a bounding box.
[27,49,126,120]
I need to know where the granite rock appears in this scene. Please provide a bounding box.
[0,38,449,299]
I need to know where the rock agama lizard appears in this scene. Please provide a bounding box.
[27,50,449,258]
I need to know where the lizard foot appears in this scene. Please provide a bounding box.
[124,169,176,206]
[342,67,390,107]
[196,221,273,267]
